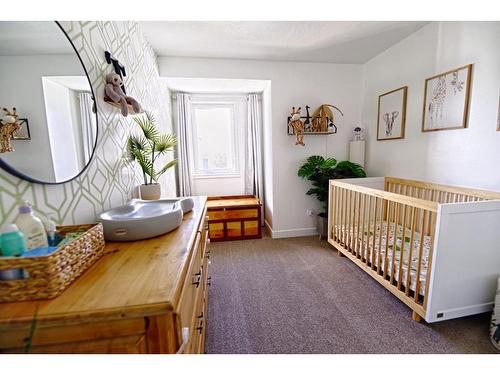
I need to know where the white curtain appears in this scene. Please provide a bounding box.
[245,94,264,225]
[176,93,194,196]
[78,92,97,163]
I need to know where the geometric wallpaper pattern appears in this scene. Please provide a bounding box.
[0,21,176,226]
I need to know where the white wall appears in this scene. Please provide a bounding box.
[0,54,82,181]
[159,57,363,236]
[362,22,500,191]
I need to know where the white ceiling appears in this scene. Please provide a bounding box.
[140,21,429,64]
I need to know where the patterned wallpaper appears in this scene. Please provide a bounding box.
[0,21,176,226]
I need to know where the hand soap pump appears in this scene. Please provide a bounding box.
[15,200,49,250]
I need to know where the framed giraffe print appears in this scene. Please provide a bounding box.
[422,64,472,132]
[377,86,407,141]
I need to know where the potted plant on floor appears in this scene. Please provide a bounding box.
[298,156,366,239]
[127,112,177,200]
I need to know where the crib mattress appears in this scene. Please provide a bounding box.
[336,222,431,295]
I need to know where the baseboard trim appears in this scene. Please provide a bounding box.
[269,226,318,239]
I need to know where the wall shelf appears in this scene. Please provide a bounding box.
[287,115,338,135]
[104,97,144,115]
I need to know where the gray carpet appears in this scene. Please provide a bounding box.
[205,235,498,354]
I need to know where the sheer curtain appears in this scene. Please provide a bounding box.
[245,93,264,225]
[78,92,97,163]
[176,93,194,196]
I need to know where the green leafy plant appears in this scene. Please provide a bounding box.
[298,156,366,216]
[127,112,178,185]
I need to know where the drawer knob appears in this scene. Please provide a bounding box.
[193,271,202,288]
[207,276,212,286]
[196,319,204,334]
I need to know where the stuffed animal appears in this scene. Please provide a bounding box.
[0,108,21,153]
[104,73,142,117]
[289,107,305,146]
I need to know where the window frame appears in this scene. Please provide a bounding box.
[189,97,243,179]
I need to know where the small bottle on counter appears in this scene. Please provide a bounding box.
[0,224,27,280]
[15,200,49,250]
[44,217,62,247]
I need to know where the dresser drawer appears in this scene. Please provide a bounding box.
[0,318,146,352]
[177,232,203,350]
[4,334,148,354]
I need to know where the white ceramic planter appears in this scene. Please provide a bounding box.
[140,183,161,200]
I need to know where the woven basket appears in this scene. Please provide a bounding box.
[0,223,105,303]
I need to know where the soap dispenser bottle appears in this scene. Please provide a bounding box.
[15,200,49,250]
[44,217,61,247]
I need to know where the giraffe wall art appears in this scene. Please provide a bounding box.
[422,64,472,132]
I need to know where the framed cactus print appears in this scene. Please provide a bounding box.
[422,64,472,132]
[377,86,407,141]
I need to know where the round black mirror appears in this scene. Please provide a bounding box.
[0,21,98,184]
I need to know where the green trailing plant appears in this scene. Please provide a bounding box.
[298,156,366,216]
[127,112,178,185]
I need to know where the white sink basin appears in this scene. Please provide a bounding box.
[98,197,194,241]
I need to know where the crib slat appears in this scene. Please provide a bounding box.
[405,207,417,297]
[364,195,372,263]
[382,200,392,279]
[371,198,379,270]
[346,189,351,248]
[377,200,386,275]
[390,201,401,285]
[356,192,363,258]
[397,202,408,291]
[414,210,428,303]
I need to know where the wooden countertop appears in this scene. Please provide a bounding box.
[0,196,207,326]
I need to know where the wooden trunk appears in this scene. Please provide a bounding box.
[207,195,262,241]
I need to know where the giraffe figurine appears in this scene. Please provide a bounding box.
[288,107,305,146]
[428,76,447,126]
[0,107,21,153]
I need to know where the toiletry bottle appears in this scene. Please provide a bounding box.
[0,224,26,280]
[0,224,26,257]
[15,200,49,250]
[44,217,61,247]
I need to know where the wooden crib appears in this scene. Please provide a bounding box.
[328,177,500,323]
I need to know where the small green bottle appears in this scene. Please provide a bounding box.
[0,224,26,280]
[0,224,26,256]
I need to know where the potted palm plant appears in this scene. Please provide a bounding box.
[298,156,366,239]
[127,112,177,200]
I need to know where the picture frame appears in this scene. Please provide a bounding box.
[12,118,31,140]
[422,64,472,132]
[377,86,407,141]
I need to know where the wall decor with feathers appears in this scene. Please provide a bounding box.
[287,104,343,145]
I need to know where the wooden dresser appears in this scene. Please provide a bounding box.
[0,196,210,354]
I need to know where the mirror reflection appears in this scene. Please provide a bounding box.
[0,21,97,184]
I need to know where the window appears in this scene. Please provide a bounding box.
[190,100,242,177]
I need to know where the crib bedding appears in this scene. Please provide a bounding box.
[336,222,431,295]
